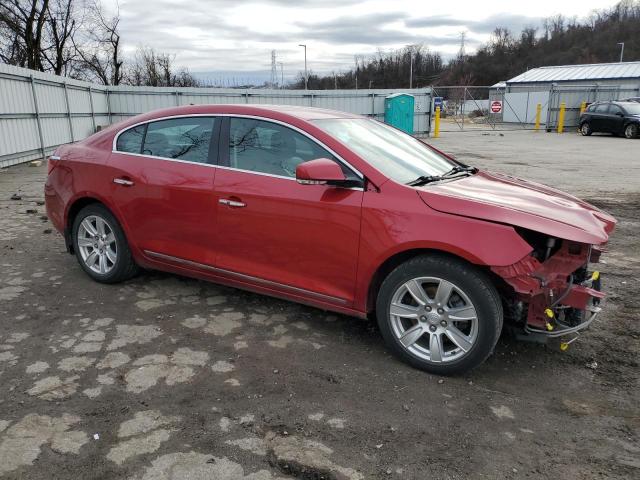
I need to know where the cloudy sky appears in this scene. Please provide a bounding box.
[110,0,619,84]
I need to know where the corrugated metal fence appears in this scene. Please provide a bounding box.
[0,63,432,168]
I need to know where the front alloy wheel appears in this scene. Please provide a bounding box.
[376,254,502,375]
[625,123,638,139]
[580,123,592,136]
[389,277,478,363]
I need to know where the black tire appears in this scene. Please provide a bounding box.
[375,254,503,375]
[72,203,139,283]
[624,123,639,139]
[579,122,592,136]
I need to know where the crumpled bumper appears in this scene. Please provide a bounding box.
[491,241,606,336]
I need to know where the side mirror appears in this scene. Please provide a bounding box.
[615,112,624,117]
[296,158,347,185]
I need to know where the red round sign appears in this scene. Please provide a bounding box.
[490,101,502,113]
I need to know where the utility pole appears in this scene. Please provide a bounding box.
[299,44,307,89]
[334,72,337,90]
[278,62,284,89]
[270,50,277,88]
[617,42,625,62]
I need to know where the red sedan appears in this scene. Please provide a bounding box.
[45,105,616,374]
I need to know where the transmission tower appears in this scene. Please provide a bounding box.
[270,50,278,88]
[458,31,466,58]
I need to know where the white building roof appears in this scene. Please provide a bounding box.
[506,62,640,84]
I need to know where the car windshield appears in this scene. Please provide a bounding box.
[624,103,640,115]
[312,118,456,184]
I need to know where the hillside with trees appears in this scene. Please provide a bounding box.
[293,0,640,89]
[1,0,639,88]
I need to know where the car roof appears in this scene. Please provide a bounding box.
[134,104,363,121]
[591,100,636,107]
[85,103,367,150]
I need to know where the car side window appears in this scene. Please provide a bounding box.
[142,117,216,164]
[594,104,610,114]
[116,125,146,153]
[609,105,623,115]
[227,118,345,178]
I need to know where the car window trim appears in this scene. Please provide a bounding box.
[111,113,363,180]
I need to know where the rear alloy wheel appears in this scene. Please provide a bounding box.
[580,122,592,136]
[72,204,139,283]
[376,255,502,375]
[624,123,639,139]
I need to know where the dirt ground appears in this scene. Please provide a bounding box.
[0,130,638,479]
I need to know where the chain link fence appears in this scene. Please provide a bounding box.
[431,85,550,133]
[430,83,640,134]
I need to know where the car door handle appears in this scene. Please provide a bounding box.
[113,177,135,186]
[219,198,246,208]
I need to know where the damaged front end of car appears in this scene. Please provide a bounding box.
[492,229,611,346]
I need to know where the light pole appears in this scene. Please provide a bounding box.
[299,44,307,90]
[617,42,625,62]
[409,51,414,89]
[278,62,284,89]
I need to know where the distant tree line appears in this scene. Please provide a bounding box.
[292,0,640,89]
[0,0,200,86]
[295,45,445,90]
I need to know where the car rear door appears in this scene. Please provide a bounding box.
[108,116,221,266]
[212,116,364,305]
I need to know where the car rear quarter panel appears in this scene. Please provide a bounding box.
[47,142,122,237]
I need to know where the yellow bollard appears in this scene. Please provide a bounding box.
[579,101,587,115]
[534,103,542,131]
[557,102,566,133]
[434,106,441,138]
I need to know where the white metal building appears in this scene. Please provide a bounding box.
[491,62,640,128]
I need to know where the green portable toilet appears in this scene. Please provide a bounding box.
[384,93,414,134]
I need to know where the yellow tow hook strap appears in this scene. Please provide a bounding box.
[544,308,555,331]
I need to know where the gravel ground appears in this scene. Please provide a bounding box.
[0,130,638,479]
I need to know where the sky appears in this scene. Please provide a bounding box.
[110,0,621,84]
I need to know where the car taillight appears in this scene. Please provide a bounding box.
[47,154,61,174]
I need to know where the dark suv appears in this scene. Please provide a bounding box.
[579,101,640,138]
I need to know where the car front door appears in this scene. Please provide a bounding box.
[590,103,610,132]
[212,116,363,305]
[607,104,626,134]
[108,116,220,266]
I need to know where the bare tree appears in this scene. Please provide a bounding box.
[41,0,78,75]
[73,0,122,84]
[0,0,50,70]
[127,46,199,87]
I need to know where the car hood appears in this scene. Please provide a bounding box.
[416,171,616,244]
